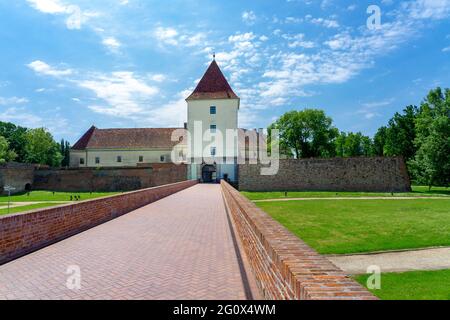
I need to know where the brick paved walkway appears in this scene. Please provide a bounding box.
[0,185,254,300]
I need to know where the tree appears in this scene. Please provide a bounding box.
[0,136,17,164]
[0,121,28,162]
[60,139,71,167]
[335,132,373,157]
[373,126,387,156]
[269,109,338,159]
[384,105,418,160]
[24,128,63,167]
[409,88,450,188]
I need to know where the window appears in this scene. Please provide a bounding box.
[117,156,122,163]
[210,106,216,115]
[95,157,100,164]
[160,155,165,162]
[79,158,85,165]
[211,147,217,156]
[139,156,144,162]
[210,125,217,133]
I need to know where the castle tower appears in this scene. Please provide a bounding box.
[186,59,240,183]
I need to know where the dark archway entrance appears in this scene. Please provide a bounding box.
[202,165,216,183]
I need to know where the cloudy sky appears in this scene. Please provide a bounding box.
[0,0,449,143]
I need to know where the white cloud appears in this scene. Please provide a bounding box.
[0,106,71,134]
[149,74,166,82]
[0,97,29,105]
[282,33,315,48]
[79,72,159,117]
[154,26,179,46]
[26,0,66,14]
[242,11,257,25]
[443,46,450,52]
[153,26,206,49]
[27,60,161,119]
[26,0,91,30]
[102,37,121,50]
[404,0,450,20]
[305,15,339,28]
[27,60,73,77]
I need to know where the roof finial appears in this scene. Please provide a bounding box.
[213,52,216,60]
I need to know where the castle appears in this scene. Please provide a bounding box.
[70,59,243,183]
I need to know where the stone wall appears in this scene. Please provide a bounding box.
[0,180,197,265]
[220,181,376,300]
[33,164,187,192]
[0,163,35,194]
[238,157,411,192]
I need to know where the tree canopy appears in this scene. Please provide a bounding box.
[268,109,338,159]
[0,122,28,162]
[335,132,373,157]
[24,128,63,167]
[269,87,449,187]
[0,136,17,164]
[409,88,450,188]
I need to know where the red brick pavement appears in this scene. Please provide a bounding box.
[0,185,253,300]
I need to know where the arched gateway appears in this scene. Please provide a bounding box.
[201,164,217,183]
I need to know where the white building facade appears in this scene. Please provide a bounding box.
[186,60,240,183]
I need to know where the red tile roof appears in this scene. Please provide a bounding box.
[72,126,185,150]
[186,60,239,100]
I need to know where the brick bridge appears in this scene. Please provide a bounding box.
[0,183,374,300]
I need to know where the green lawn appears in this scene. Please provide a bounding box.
[355,269,450,300]
[256,199,450,254]
[0,203,66,216]
[0,191,119,203]
[242,186,450,201]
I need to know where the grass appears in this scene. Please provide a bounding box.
[256,198,450,254]
[0,203,66,216]
[355,269,450,300]
[0,190,119,203]
[242,185,450,201]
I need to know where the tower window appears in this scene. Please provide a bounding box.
[160,155,165,162]
[210,106,216,115]
[117,156,122,163]
[80,158,85,165]
[139,156,144,162]
[210,125,217,133]
[95,157,100,164]
[211,147,217,156]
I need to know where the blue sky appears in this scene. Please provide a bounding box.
[0,0,449,144]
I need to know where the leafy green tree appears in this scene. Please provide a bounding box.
[373,126,387,156]
[24,128,63,167]
[0,121,28,162]
[409,88,450,188]
[361,135,373,156]
[335,132,347,157]
[0,136,17,164]
[269,109,338,159]
[335,132,373,157]
[60,139,71,167]
[384,105,418,160]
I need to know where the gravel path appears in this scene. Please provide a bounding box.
[327,247,450,274]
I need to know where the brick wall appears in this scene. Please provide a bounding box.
[221,181,376,300]
[0,180,197,265]
[0,163,35,194]
[33,163,187,192]
[239,157,411,192]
